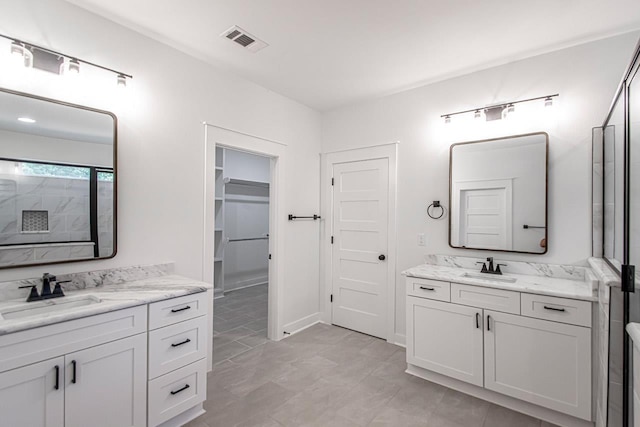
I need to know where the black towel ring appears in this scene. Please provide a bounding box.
[427,201,445,219]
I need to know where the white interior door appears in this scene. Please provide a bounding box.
[459,186,511,250]
[331,158,389,338]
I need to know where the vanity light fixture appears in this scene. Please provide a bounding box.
[1,33,132,87]
[442,93,559,123]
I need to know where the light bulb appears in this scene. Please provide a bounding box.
[474,110,481,119]
[444,115,451,124]
[507,104,515,114]
[544,97,553,108]
[116,74,127,87]
[9,42,26,67]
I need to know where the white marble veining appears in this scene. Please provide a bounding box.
[0,274,211,336]
[403,263,597,301]
[589,257,622,287]
[0,263,175,301]
[424,254,588,281]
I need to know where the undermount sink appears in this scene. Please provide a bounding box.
[0,295,102,320]
[460,272,517,284]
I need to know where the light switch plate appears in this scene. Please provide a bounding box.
[417,233,426,246]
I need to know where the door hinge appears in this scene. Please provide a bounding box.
[331,236,334,244]
[331,178,334,186]
[330,294,333,303]
[268,254,272,260]
[622,264,636,293]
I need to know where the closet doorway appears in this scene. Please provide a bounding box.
[212,146,271,363]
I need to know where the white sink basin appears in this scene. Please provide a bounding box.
[460,272,517,284]
[0,295,102,320]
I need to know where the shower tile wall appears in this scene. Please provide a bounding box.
[0,174,90,244]
[98,180,114,257]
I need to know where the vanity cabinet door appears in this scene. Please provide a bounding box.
[64,333,147,427]
[0,356,64,427]
[483,310,591,420]
[407,296,484,386]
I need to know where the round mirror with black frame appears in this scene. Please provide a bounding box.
[0,87,117,269]
[448,132,549,255]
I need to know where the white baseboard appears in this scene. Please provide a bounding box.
[282,313,321,337]
[406,364,593,427]
[225,278,268,293]
[391,333,406,347]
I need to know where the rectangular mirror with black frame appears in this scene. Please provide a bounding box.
[0,88,116,268]
[449,132,548,254]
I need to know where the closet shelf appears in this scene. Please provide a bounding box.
[223,177,269,188]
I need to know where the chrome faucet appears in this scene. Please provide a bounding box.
[476,257,507,275]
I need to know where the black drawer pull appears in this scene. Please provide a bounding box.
[71,360,77,384]
[487,315,491,331]
[54,365,60,390]
[171,338,192,348]
[543,305,566,312]
[419,286,435,291]
[475,313,480,329]
[170,384,190,395]
[171,305,191,313]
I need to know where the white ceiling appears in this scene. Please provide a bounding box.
[66,0,640,111]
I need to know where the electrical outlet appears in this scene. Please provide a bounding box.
[417,233,426,246]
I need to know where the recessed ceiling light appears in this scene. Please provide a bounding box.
[18,117,36,123]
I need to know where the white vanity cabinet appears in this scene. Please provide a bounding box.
[0,290,210,427]
[0,306,148,427]
[65,334,147,427]
[0,356,64,427]
[407,296,483,386]
[406,276,593,424]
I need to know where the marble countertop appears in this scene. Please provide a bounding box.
[402,264,597,301]
[0,275,212,336]
[588,257,622,287]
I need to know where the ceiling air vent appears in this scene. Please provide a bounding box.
[220,26,268,53]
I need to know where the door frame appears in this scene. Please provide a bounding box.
[320,143,398,344]
[203,123,287,342]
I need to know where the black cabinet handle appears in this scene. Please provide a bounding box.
[171,305,191,313]
[487,315,491,331]
[71,360,77,384]
[171,338,192,348]
[54,365,60,390]
[419,286,435,291]
[543,305,566,312]
[378,254,386,261]
[476,313,480,329]
[170,384,190,395]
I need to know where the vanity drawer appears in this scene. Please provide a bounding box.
[148,358,207,427]
[149,292,207,330]
[406,277,450,302]
[148,316,208,379]
[521,294,592,327]
[451,283,520,314]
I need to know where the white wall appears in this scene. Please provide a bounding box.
[0,0,322,330]
[322,32,640,339]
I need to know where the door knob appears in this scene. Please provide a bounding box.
[379,254,386,261]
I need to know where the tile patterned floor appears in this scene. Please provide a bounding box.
[190,316,560,427]
[213,284,269,365]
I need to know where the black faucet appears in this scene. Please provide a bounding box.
[476,257,507,275]
[18,273,66,302]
